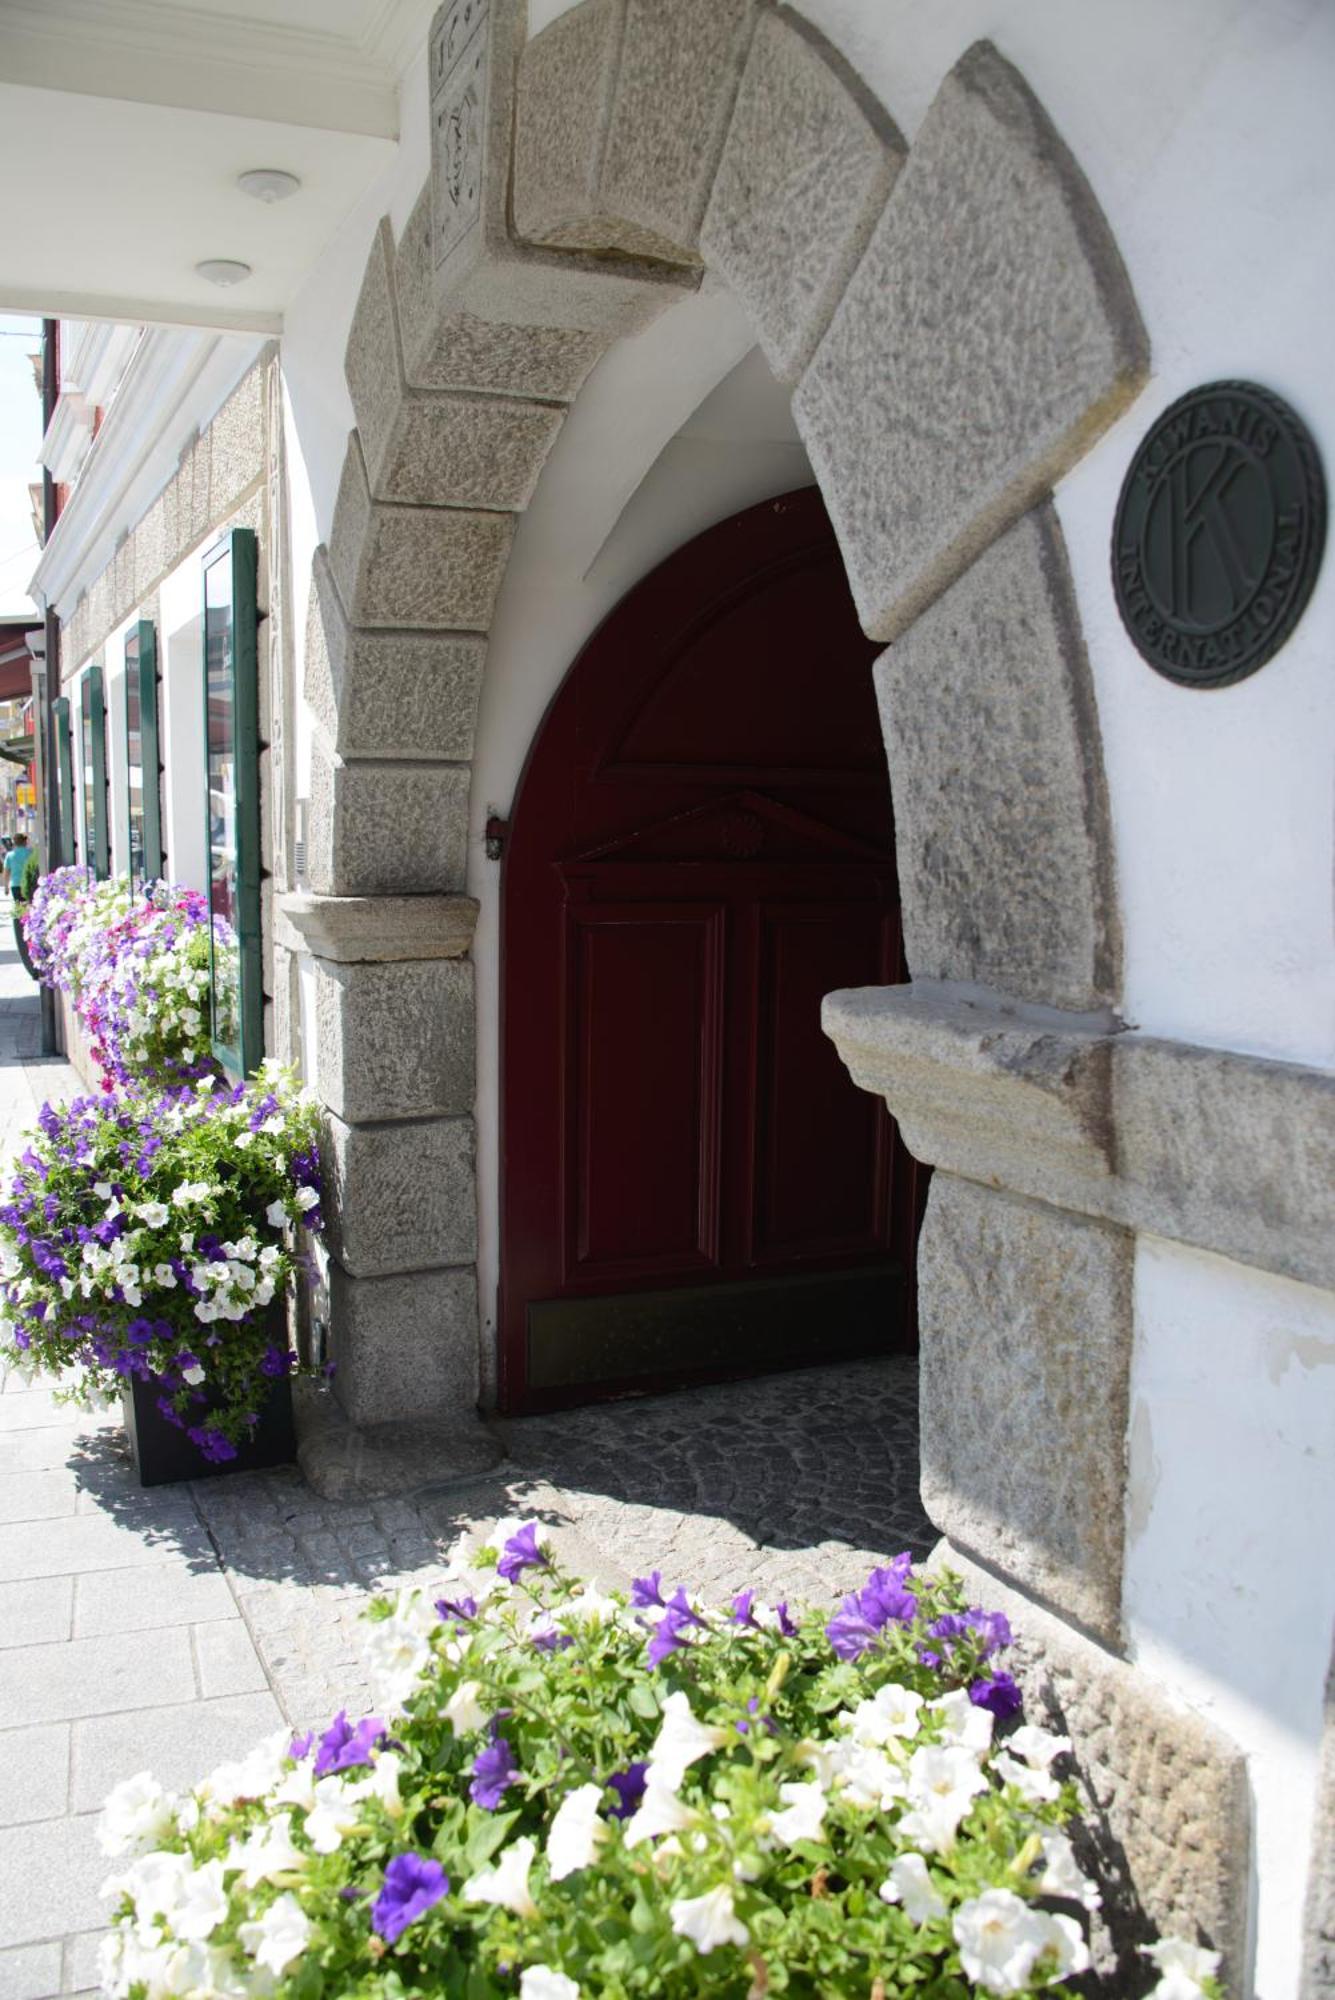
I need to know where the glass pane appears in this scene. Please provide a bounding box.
[205,550,241,1052]
[125,631,145,889]
[81,688,95,863]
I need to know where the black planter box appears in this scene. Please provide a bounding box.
[122,1370,295,1486]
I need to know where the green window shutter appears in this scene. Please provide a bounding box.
[125,620,164,892]
[81,665,109,879]
[202,528,263,1078]
[53,698,75,866]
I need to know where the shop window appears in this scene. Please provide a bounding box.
[53,697,75,864]
[80,665,109,879]
[125,620,164,890]
[202,528,262,1076]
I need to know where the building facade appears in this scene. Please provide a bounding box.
[13,1,1335,1990]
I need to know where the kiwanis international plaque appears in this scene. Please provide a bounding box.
[1112,380,1325,688]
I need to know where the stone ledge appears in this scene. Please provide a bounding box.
[824,980,1335,1291]
[930,1542,1250,1990]
[276,892,478,964]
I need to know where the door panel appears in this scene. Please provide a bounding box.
[500,486,923,1411]
[567,903,724,1279]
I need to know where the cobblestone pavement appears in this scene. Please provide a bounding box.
[0,933,927,1995]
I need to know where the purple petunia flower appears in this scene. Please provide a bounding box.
[970,1672,1024,1719]
[731,1589,757,1628]
[470,1736,520,1810]
[434,1593,478,1626]
[371,1853,449,1945]
[289,1731,314,1760]
[531,1621,574,1654]
[605,1761,648,1820]
[646,1586,708,1670]
[314,1709,387,1778]
[630,1571,665,1609]
[826,1555,918,1662]
[496,1521,550,1584]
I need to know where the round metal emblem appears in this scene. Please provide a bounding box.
[1112,380,1326,688]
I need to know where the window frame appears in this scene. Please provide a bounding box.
[124,619,164,892]
[79,665,109,879]
[53,697,75,865]
[201,527,262,1078]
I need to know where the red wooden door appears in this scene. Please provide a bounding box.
[499,487,921,1412]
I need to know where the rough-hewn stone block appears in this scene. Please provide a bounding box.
[326,1114,476,1277]
[371,388,563,510]
[876,505,1118,1010]
[793,39,1148,640]
[346,220,566,507]
[919,1175,1132,1642]
[308,752,469,897]
[327,1264,479,1425]
[314,957,474,1123]
[395,186,608,397]
[426,0,694,334]
[305,549,485,762]
[207,359,267,521]
[277,892,478,965]
[327,436,513,631]
[934,1542,1250,1990]
[700,9,903,383]
[514,0,757,262]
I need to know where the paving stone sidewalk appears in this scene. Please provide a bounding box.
[0,933,927,1998]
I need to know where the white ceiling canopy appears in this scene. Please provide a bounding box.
[0,0,438,331]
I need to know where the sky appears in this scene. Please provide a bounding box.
[0,312,44,621]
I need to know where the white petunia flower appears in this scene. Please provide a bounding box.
[1036,1830,1101,1910]
[1040,1912,1091,1982]
[136,1202,170,1228]
[304,1775,370,1854]
[669,1884,749,1954]
[98,1772,178,1858]
[895,1744,988,1854]
[363,1616,432,1709]
[171,1182,214,1208]
[844,1683,925,1747]
[623,1774,698,1846]
[265,1201,288,1229]
[767,1780,827,1849]
[199,1732,291,1812]
[927,1688,994,1753]
[830,1742,907,1812]
[226,1812,305,1889]
[520,1968,580,2000]
[294,1186,320,1212]
[464,1836,539,1918]
[271,1759,317,1812]
[953,1889,1054,1996]
[104,1847,192,1923]
[992,1751,1060,1805]
[649,1690,729,1789]
[181,1363,206,1387]
[443,1680,487,1734]
[546,1782,607,1881]
[1142,1936,1223,1999]
[365,1750,404,1814]
[238,1892,312,1976]
[1006,1723,1072,1771]
[169,1860,229,1942]
[152,1263,178,1289]
[879,1851,947,1925]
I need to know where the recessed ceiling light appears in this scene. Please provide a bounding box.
[195,259,253,287]
[237,169,302,204]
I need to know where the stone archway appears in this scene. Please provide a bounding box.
[282,0,1276,1975]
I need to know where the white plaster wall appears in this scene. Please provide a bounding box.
[1126,1239,1335,1995]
